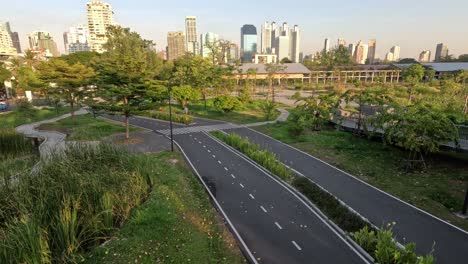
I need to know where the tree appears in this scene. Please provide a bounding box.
[37,58,95,118]
[458,54,468,62]
[398,58,418,64]
[280,57,293,64]
[23,50,39,69]
[0,63,11,99]
[456,70,468,115]
[384,104,459,169]
[213,95,241,113]
[265,63,286,102]
[60,51,101,67]
[171,85,200,108]
[402,64,425,101]
[94,25,162,139]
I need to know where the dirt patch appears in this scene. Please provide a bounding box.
[114,137,144,145]
[169,159,179,165]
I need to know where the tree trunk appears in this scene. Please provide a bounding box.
[70,100,75,120]
[464,95,468,114]
[125,113,130,139]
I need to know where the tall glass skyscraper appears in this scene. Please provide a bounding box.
[241,24,257,63]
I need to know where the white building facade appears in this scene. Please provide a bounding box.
[86,1,114,53]
[64,24,89,54]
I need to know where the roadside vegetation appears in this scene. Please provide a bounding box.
[212,131,434,263]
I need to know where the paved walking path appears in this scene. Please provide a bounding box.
[15,109,88,158]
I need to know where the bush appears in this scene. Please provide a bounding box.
[260,101,277,121]
[239,87,251,104]
[0,129,34,159]
[147,111,193,125]
[15,99,34,113]
[0,144,153,262]
[213,95,242,113]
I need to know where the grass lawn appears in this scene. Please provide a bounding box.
[37,114,138,141]
[157,100,280,124]
[85,151,245,264]
[255,122,468,231]
[0,107,70,129]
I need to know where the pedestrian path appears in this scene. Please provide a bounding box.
[245,108,290,127]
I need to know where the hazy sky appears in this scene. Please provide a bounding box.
[1,0,467,59]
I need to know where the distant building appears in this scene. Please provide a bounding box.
[261,21,272,54]
[11,32,21,53]
[185,16,199,55]
[200,32,219,58]
[435,43,449,62]
[348,43,356,57]
[167,31,186,60]
[240,24,257,63]
[354,41,368,64]
[254,54,277,64]
[390,46,400,61]
[63,24,89,54]
[419,50,431,63]
[290,25,300,63]
[367,39,377,64]
[86,1,114,53]
[324,38,330,53]
[0,22,17,55]
[337,38,346,47]
[29,31,59,57]
[157,50,167,60]
[225,43,239,63]
[277,35,290,62]
[385,52,394,62]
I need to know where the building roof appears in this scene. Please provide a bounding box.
[394,62,468,72]
[238,63,311,74]
[241,25,257,35]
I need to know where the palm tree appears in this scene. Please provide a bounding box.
[24,50,38,69]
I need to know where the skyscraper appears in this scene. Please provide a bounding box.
[419,50,431,63]
[348,43,356,57]
[167,31,186,61]
[29,31,60,57]
[367,39,377,64]
[354,41,368,64]
[324,38,330,53]
[226,43,239,63]
[0,22,17,55]
[261,22,272,54]
[240,24,257,63]
[86,1,114,53]
[290,25,300,63]
[435,43,449,62]
[385,52,394,62]
[11,32,21,53]
[185,16,199,55]
[390,46,400,62]
[337,38,346,47]
[271,22,279,52]
[63,24,89,54]
[200,32,219,58]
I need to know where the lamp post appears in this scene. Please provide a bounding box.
[462,185,468,216]
[168,83,174,152]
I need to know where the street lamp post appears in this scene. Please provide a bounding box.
[462,185,468,216]
[168,84,174,152]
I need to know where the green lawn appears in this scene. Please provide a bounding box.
[0,107,70,129]
[85,152,245,264]
[255,122,468,231]
[37,114,138,141]
[157,100,280,124]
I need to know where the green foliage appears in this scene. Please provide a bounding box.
[146,111,193,125]
[60,51,101,67]
[260,100,277,121]
[171,85,200,108]
[0,62,11,84]
[0,129,34,159]
[353,225,434,264]
[213,95,242,113]
[303,45,354,70]
[402,64,425,83]
[0,144,153,262]
[239,86,251,103]
[212,131,294,183]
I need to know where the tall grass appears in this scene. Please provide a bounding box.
[0,144,154,263]
[145,111,193,125]
[0,129,35,159]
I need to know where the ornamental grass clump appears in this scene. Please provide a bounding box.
[0,129,35,159]
[0,144,153,263]
[147,111,193,125]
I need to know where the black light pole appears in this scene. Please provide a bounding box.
[462,185,468,216]
[168,84,174,152]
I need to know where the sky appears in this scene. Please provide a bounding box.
[1,0,467,59]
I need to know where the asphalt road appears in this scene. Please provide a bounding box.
[103,114,368,264]
[227,127,468,264]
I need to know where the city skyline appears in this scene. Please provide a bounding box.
[1,0,467,59]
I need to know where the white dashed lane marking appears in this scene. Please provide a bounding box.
[218,160,222,164]
[240,183,245,189]
[231,174,236,179]
[249,194,255,200]
[275,222,283,230]
[260,206,268,213]
[212,155,216,158]
[292,241,302,251]
[224,167,229,171]
[207,149,211,153]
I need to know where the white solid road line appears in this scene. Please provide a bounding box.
[249,194,255,200]
[260,206,268,213]
[275,222,283,230]
[240,183,245,188]
[292,241,302,251]
[231,174,236,179]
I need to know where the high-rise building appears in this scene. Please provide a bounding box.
[86,1,114,53]
[225,43,239,63]
[348,43,356,57]
[337,38,346,47]
[324,38,330,53]
[63,24,89,54]
[29,31,60,57]
[367,39,376,64]
[0,22,17,55]
[261,22,272,54]
[185,16,199,55]
[240,24,257,63]
[167,31,186,61]
[435,43,449,62]
[200,32,219,58]
[419,50,431,63]
[385,52,394,62]
[390,46,400,62]
[11,32,21,53]
[354,41,368,64]
[271,22,279,53]
[290,25,300,63]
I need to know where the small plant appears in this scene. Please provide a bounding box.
[213,95,242,113]
[260,100,277,121]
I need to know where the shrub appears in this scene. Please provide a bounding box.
[0,129,34,159]
[147,111,193,125]
[171,85,200,108]
[213,95,242,113]
[260,101,277,121]
[239,87,251,103]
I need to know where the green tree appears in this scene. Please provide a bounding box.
[60,51,101,67]
[94,25,162,139]
[398,58,418,64]
[456,70,468,115]
[458,54,468,62]
[384,104,459,169]
[213,95,241,113]
[265,63,286,102]
[37,58,95,118]
[402,64,425,101]
[171,85,200,108]
[280,57,293,63]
